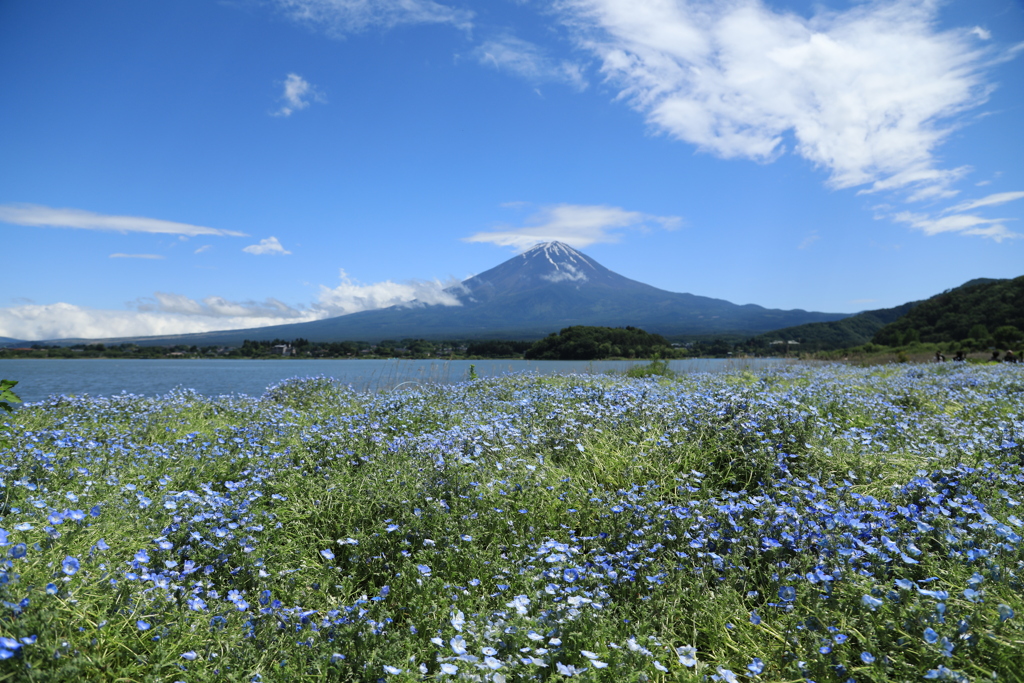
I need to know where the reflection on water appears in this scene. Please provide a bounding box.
[0,357,801,403]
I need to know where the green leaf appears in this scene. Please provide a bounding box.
[0,378,21,413]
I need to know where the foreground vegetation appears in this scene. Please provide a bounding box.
[1,363,1023,681]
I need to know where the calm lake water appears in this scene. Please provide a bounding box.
[0,358,797,404]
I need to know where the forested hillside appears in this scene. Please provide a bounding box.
[872,276,1023,348]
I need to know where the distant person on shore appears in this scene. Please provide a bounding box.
[991,350,1001,362]
[934,351,945,362]
[954,350,966,362]
[1005,349,1018,363]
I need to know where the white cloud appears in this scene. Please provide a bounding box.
[0,301,322,341]
[131,292,310,319]
[0,272,463,340]
[943,191,1024,214]
[892,210,1019,241]
[798,232,819,250]
[474,36,587,90]
[194,245,212,254]
[464,203,681,250]
[555,0,1003,200]
[110,253,164,260]
[272,73,325,117]
[243,236,292,255]
[0,204,246,236]
[970,27,992,41]
[272,0,472,35]
[316,269,461,316]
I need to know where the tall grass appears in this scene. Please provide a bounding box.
[1,364,1023,681]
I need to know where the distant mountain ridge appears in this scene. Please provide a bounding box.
[749,301,920,351]
[32,242,850,346]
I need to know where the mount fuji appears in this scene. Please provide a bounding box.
[58,242,849,345]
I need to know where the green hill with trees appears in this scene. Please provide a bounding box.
[524,326,675,360]
[872,276,1023,349]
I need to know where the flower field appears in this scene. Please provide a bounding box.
[1,363,1023,682]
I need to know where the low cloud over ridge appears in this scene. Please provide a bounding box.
[0,272,462,341]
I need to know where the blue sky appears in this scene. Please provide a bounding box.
[1,0,1022,341]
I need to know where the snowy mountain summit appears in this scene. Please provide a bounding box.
[518,242,597,284]
[456,241,637,303]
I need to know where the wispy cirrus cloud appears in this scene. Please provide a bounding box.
[464,203,681,250]
[474,36,587,90]
[243,236,292,255]
[943,191,1024,214]
[891,211,1019,242]
[888,190,1024,241]
[554,0,1007,202]
[0,204,245,236]
[271,0,472,35]
[272,73,325,117]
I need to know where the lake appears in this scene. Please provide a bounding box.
[0,357,798,403]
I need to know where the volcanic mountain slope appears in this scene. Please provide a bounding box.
[47,242,850,345]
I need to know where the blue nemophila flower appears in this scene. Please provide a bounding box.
[860,652,875,664]
[416,564,431,576]
[715,666,739,683]
[45,583,58,595]
[13,523,32,531]
[450,636,467,655]
[61,556,80,576]
[385,524,400,532]
[181,651,198,661]
[750,610,761,625]
[134,549,150,564]
[451,610,465,631]
[95,539,110,551]
[0,638,19,650]
[319,549,335,561]
[440,663,458,674]
[962,588,982,603]
[556,662,587,676]
[778,586,796,602]
[748,658,765,675]
[9,543,26,559]
[382,664,402,674]
[136,620,151,631]
[998,604,1014,622]
[924,628,939,644]
[861,594,883,611]
[676,645,697,667]
[895,578,914,591]
[156,539,173,551]
[330,653,345,663]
